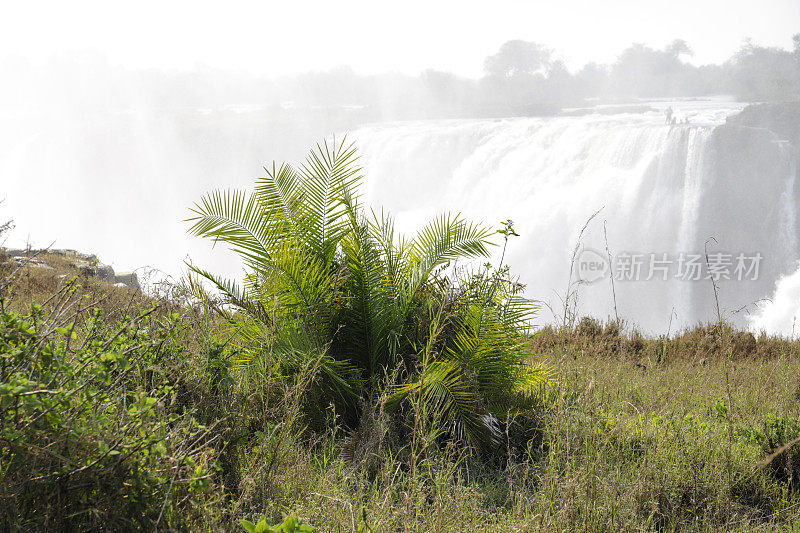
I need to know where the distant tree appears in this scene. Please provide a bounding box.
[793,33,800,63]
[484,40,553,78]
[610,44,675,96]
[421,69,478,116]
[730,40,800,101]
[422,69,455,91]
[421,69,461,106]
[573,62,609,98]
[609,42,702,97]
[480,40,569,112]
[666,39,693,59]
[543,60,577,104]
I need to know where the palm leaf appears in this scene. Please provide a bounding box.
[409,214,494,272]
[339,190,398,373]
[253,162,304,247]
[387,360,496,449]
[186,264,275,326]
[298,138,363,262]
[186,189,273,269]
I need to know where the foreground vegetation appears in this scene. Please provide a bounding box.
[2,252,800,530]
[2,143,799,530]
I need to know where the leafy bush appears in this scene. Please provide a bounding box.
[739,414,800,489]
[240,513,316,533]
[0,298,219,530]
[187,139,547,450]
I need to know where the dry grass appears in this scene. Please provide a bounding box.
[533,317,800,364]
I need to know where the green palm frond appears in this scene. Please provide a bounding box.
[186,264,275,326]
[409,213,494,268]
[254,162,304,246]
[447,306,513,389]
[186,189,273,269]
[387,360,496,449]
[443,289,548,415]
[298,138,363,262]
[367,209,410,292]
[511,359,551,402]
[498,294,539,332]
[234,323,358,401]
[408,214,495,297]
[339,191,398,373]
[263,239,335,307]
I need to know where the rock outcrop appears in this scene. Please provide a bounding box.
[1,248,140,290]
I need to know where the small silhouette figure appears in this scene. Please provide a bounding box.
[684,117,690,124]
[665,106,674,124]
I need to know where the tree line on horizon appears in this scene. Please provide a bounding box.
[2,35,799,119]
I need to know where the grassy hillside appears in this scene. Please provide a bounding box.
[1,249,800,530]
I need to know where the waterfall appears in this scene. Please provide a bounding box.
[748,140,800,335]
[352,102,798,332]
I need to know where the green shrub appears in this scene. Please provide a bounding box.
[187,140,547,452]
[240,513,316,533]
[0,300,219,530]
[739,413,800,489]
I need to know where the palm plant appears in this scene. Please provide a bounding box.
[187,139,546,450]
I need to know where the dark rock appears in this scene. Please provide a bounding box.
[95,263,115,281]
[114,272,140,290]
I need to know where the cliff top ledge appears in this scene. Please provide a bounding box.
[1,247,140,290]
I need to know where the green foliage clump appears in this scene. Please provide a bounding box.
[240,513,316,533]
[187,139,547,451]
[0,300,219,530]
[739,413,800,489]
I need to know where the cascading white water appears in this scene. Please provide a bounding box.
[749,143,800,335]
[352,100,798,332]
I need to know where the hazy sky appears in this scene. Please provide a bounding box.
[2,0,798,77]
